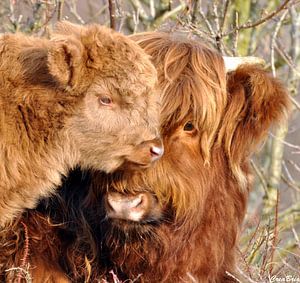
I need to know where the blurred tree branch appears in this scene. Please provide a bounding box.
[108,0,116,29]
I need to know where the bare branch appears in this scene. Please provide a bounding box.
[220,0,230,34]
[289,95,300,111]
[108,0,116,29]
[287,159,300,174]
[225,271,242,283]
[129,0,151,22]
[269,190,280,274]
[191,0,199,23]
[132,9,140,33]
[236,266,260,283]
[282,160,295,183]
[151,2,186,28]
[212,0,220,32]
[198,1,215,36]
[232,11,239,56]
[66,0,85,24]
[250,160,268,194]
[223,0,292,37]
[57,0,64,21]
[292,228,300,249]
[269,132,300,150]
[281,174,300,193]
[149,0,155,19]
[271,9,288,76]
[275,42,300,78]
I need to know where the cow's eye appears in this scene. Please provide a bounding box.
[183,121,194,131]
[99,96,112,106]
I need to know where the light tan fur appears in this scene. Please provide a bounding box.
[0,22,161,226]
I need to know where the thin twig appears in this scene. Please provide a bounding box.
[198,1,215,36]
[287,159,300,174]
[232,11,239,56]
[212,0,222,52]
[225,271,242,283]
[151,3,186,28]
[132,9,139,34]
[292,228,300,248]
[269,132,300,150]
[191,0,199,23]
[5,267,32,283]
[149,0,155,19]
[260,220,272,276]
[223,0,292,36]
[244,219,262,257]
[86,4,108,24]
[281,258,300,274]
[212,0,220,32]
[57,0,64,21]
[108,0,116,29]
[281,174,300,192]
[220,0,230,35]
[270,9,288,76]
[236,266,259,283]
[275,42,300,78]
[250,160,268,194]
[282,160,295,183]
[269,190,280,274]
[129,0,151,22]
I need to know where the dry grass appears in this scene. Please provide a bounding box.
[237,194,300,283]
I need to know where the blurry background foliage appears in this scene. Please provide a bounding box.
[0,0,300,282]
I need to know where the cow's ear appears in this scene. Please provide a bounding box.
[219,64,290,162]
[47,36,84,89]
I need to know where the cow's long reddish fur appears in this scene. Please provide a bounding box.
[0,32,290,283]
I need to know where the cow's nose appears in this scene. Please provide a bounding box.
[107,192,148,222]
[148,138,164,162]
[123,137,164,169]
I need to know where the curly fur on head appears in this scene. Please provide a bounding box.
[0,32,290,283]
[0,22,162,226]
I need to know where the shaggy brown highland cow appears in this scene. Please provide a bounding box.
[0,32,290,283]
[0,22,163,226]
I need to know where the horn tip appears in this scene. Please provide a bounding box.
[223,56,266,72]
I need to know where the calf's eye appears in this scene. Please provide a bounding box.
[183,121,195,131]
[99,96,112,106]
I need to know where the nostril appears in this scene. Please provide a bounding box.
[106,193,149,222]
[130,195,143,208]
[107,193,144,213]
[150,146,164,158]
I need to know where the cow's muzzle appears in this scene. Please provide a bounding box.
[105,191,161,223]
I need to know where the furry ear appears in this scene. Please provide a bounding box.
[47,36,84,89]
[53,23,106,70]
[219,65,290,181]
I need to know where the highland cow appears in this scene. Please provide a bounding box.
[0,32,290,283]
[0,22,163,226]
